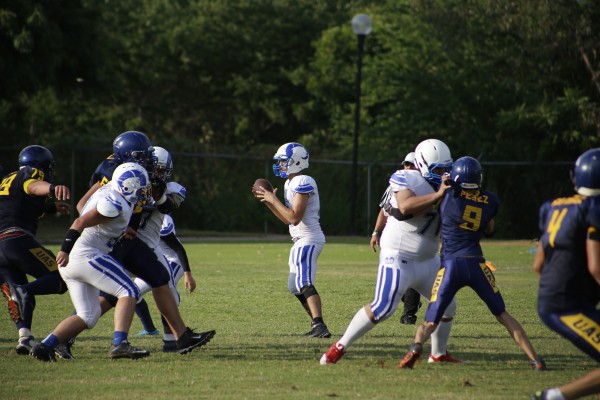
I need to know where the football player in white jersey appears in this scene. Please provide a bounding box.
[30,163,152,361]
[127,147,204,352]
[321,139,460,365]
[370,152,422,325]
[253,142,331,338]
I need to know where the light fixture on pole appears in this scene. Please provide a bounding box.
[349,13,372,235]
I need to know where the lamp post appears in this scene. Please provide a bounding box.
[350,14,372,235]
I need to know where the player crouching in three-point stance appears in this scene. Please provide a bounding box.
[253,142,331,338]
[531,149,600,400]
[31,163,152,361]
[399,156,546,370]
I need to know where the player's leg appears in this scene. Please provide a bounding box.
[84,254,150,359]
[321,249,405,365]
[0,237,66,354]
[415,256,459,362]
[32,264,99,362]
[469,258,545,369]
[532,309,600,398]
[117,238,215,354]
[288,241,329,337]
[400,288,421,325]
[132,276,159,336]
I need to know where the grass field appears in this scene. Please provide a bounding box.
[0,238,596,399]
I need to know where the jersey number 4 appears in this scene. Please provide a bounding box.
[547,208,568,248]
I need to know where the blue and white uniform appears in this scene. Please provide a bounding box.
[284,175,325,294]
[133,182,186,301]
[60,185,139,328]
[424,185,502,323]
[370,169,457,322]
[537,194,600,362]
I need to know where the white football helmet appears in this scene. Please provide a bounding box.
[414,139,453,185]
[272,142,309,178]
[152,146,173,181]
[110,162,150,204]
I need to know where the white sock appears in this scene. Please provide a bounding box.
[338,307,375,348]
[545,388,565,400]
[18,328,32,338]
[163,333,175,341]
[431,319,453,357]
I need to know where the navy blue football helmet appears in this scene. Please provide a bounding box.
[113,131,154,170]
[18,145,55,181]
[574,148,600,196]
[450,156,482,189]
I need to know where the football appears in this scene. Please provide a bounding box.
[252,178,274,197]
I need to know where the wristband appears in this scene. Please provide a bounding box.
[61,229,81,254]
[48,184,56,197]
[372,231,380,237]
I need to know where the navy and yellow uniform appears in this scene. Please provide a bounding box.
[537,194,600,362]
[424,185,504,324]
[0,166,66,329]
[91,156,171,288]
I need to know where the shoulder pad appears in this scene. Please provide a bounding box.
[160,214,176,236]
[167,181,186,207]
[290,175,315,194]
[167,181,186,198]
[96,191,125,217]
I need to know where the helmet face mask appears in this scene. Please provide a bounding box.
[574,148,600,196]
[111,162,150,204]
[152,146,173,181]
[113,131,154,171]
[18,145,55,182]
[414,139,453,185]
[451,156,483,189]
[272,142,309,178]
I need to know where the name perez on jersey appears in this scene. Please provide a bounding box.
[459,189,489,204]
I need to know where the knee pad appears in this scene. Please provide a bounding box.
[301,285,318,299]
[295,293,307,304]
[78,307,102,328]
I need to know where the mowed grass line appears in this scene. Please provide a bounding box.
[0,239,596,399]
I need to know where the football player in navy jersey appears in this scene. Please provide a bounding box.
[400,156,546,370]
[0,145,71,355]
[72,131,215,355]
[530,149,600,400]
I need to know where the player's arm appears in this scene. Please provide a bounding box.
[586,228,600,285]
[370,208,387,253]
[532,241,545,277]
[260,189,308,225]
[483,218,495,237]
[77,181,102,213]
[56,207,114,267]
[26,180,70,201]
[396,177,450,215]
[161,233,196,292]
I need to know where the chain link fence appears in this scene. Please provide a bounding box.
[0,146,574,239]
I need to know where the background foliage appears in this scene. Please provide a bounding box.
[1,0,600,237]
